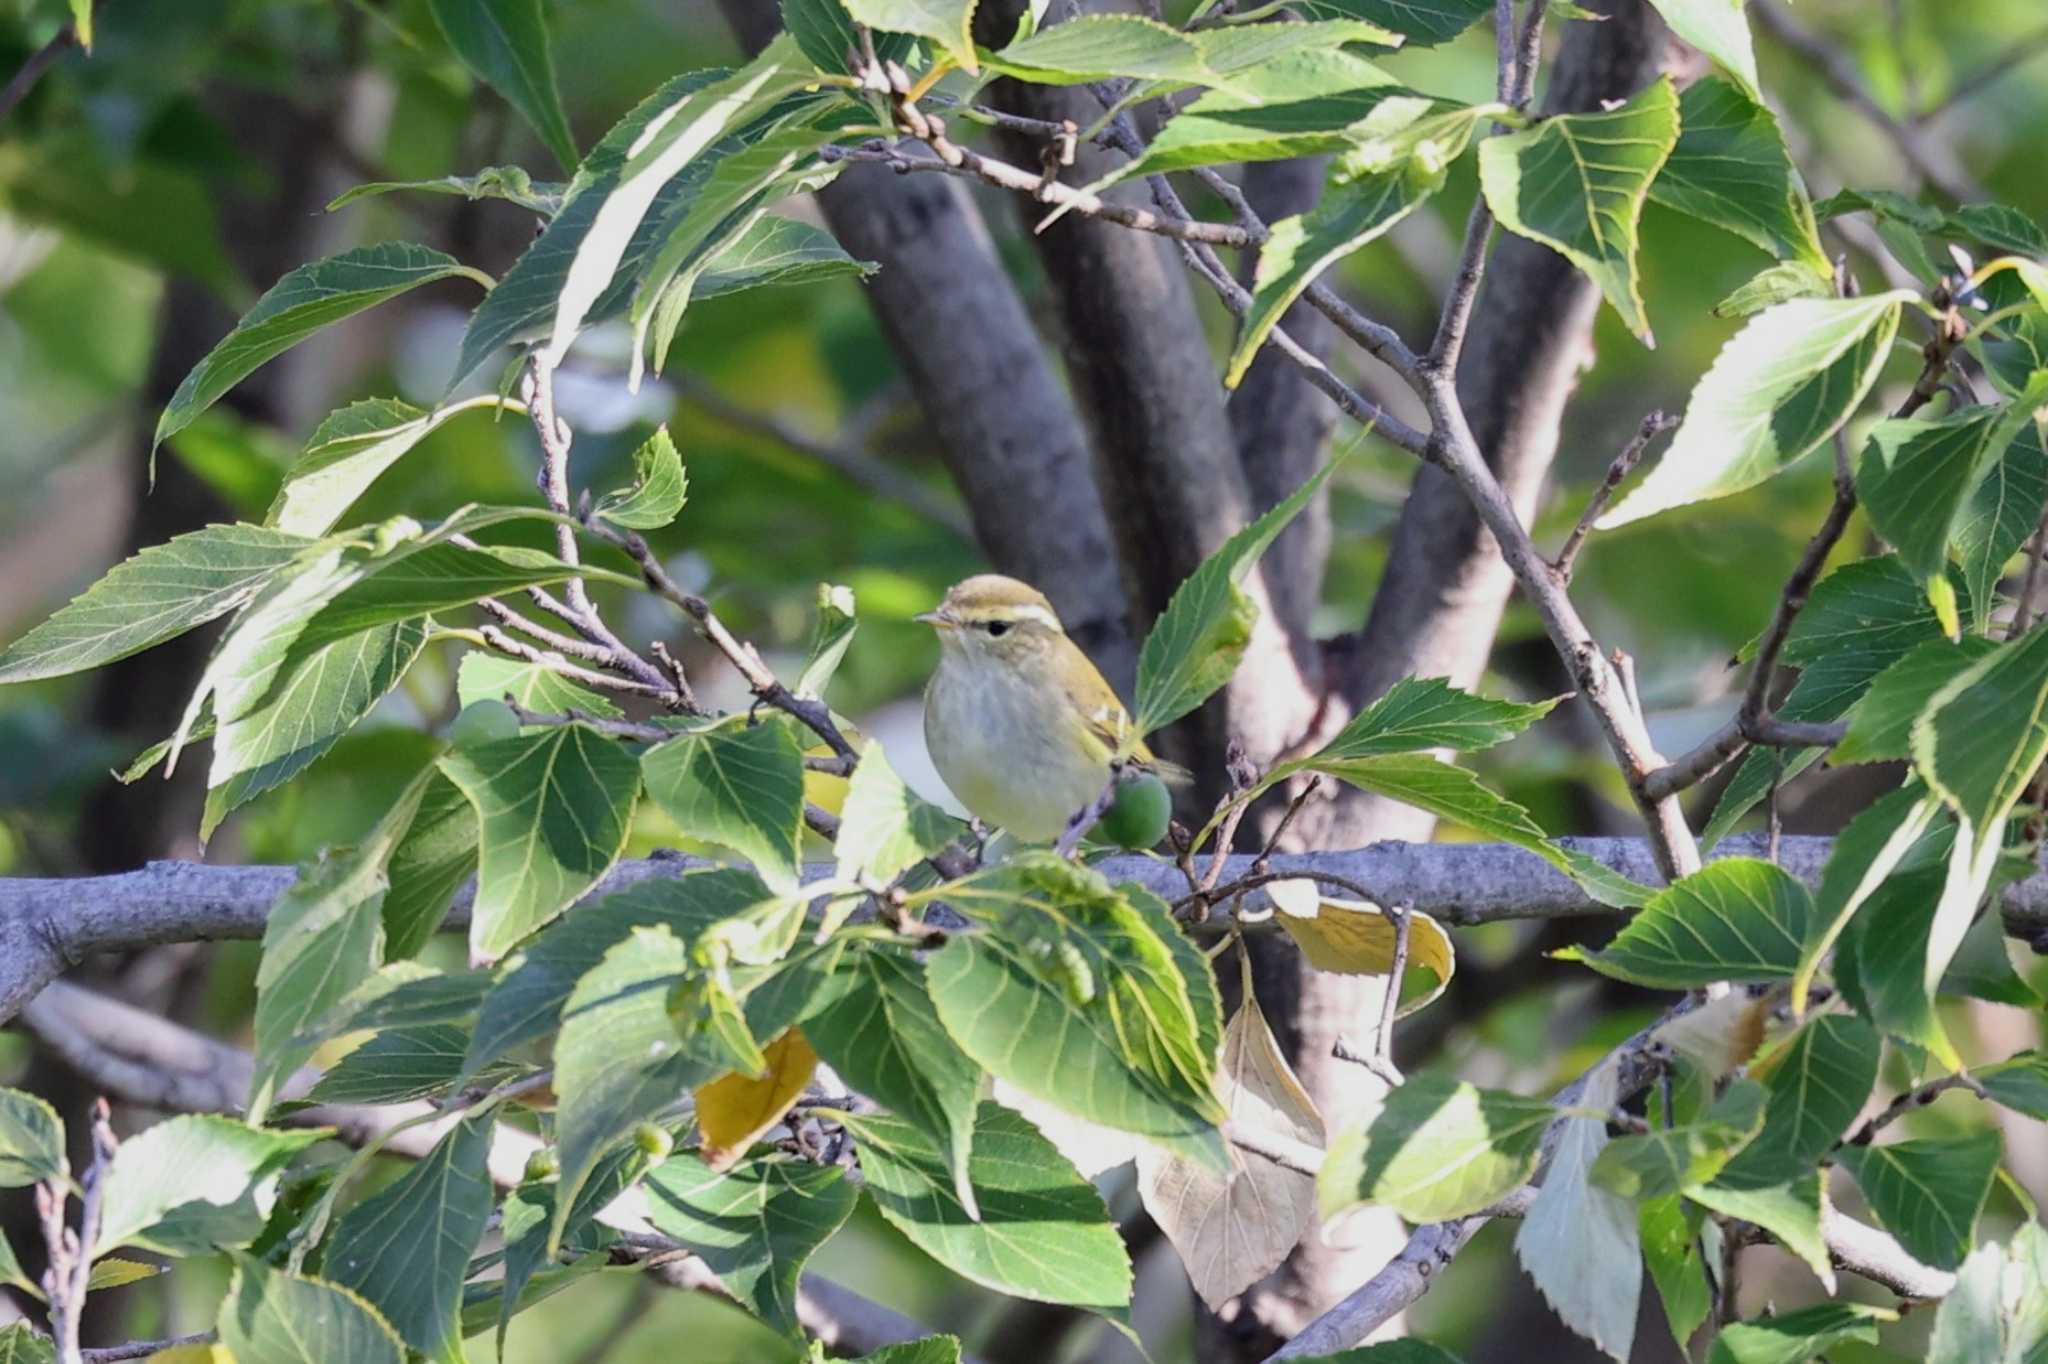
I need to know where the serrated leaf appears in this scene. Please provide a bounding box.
[641,718,805,893]
[695,1029,819,1171]
[0,1225,36,1300]
[1713,1016,1881,1190]
[1600,293,1911,527]
[926,859,1225,1166]
[781,0,918,75]
[456,650,622,721]
[327,165,563,216]
[796,582,858,701]
[1929,1242,2005,1364]
[1713,261,1833,319]
[247,765,438,1120]
[1649,77,1827,271]
[0,524,312,684]
[1190,19,1403,76]
[1591,1080,1766,1200]
[1645,0,1760,100]
[835,746,966,886]
[1691,1172,1834,1292]
[857,1340,963,1364]
[426,0,578,171]
[645,1150,856,1334]
[1957,418,2048,630]
[218,1257,404,1364]
[1321,1074,1556,1223]
[98,1117,322,1256]
[1837,643,1998,767]
[1857,408,1999,606]
[0,1088,65,1187]
[382,772,481,959]
[1138,983,1323,1311]
[1297,0,1488,45]
[593,426,687,529]
[306,1024,520,1107]
[0,1326,53,1364]
[842,1103,1133,1309]
[805,949,984,1217]
[1707,1301,1893,1364]
[1640,1195,1711,1353]
[1564,858,1810,988]
[268,397,501,538]
[1977,1050,2048,1119]
[988,15,1225,86]
[1517,1059,1639,1363]
[1228,105,1473,388]
[1836,1130,2002,1271]
[1844,863,1960,1058]
[493,1147,633,1351]
[843,0,976,71]
[1314,676,1560,759]
[1270,889,1454,1017]
[155,244,484,453]
[1479,77,1679,344]
[440,722,641,960]
[1134,458,1334,735]
[325,1113,495,1356]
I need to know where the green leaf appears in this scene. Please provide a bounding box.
[1478,77,1679,344]
[782,0,918,75]
[796,582,859,701]
[426,0,578,171]
[1836,1130,2003,1271]
[843,0,976,71]
[988,15,1226,86]
[1713,1016,1881,1190]
[808,950,986,1217]
[644,1150,858,1334]
[1228,103,1481,387]
[326,1114,496,1357]
[493,1147,633,1351]
[0,1225,35,1301]
[926,859,1225,1166]
[1190,19,1404,74]
[1706,1302,1893,1364]
[1590,1080,1767,1200]
[1297,0,1489,46]
[841,1103,1134,1309]
[457,651,622,721]
[1929,1242,2006,1364]
[549,925,727,1252]
[858,1340,963,1364]
[1309,677,1559,761]
[1837,642,1998,766]
[1640,1196,1712,1352]
[641,718,806,893]
[1565,858,1809,989]
[440,722,642,959]
[695,214,876,301]
[1134,461,1337,734]
[1515,1059,1640,1360]
[464,870,778,1077]
[382,772,482,959]
[269,397,504,538]
[218,1257,404,1364]
[307,1024,520,1107]
[155,244,485,454]
[1857,409,1998,604]
[593,427,688,530]
[0,1325,54,1364]
[248,768,438,1121]
[1645,0,1760,101]
[1803,791,1943,1016]
[0,1089,65,1187]
[1844,863,1959,1057]
[1649,78,1825,270]
[1977,1050,2048,1120]
[97,1116,322,1256]
[835,746,966,886]
[327,166,563,216]
[0,524,312,684]
[1690,1173,1833,1291]
[1958,418,2048,631]
[1321,1074,1557,1222]
[1600,293,1911,527]
[1713,261,1834,319]
[541,39,817,373]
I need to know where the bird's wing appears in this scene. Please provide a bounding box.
[1054,638,1188,782]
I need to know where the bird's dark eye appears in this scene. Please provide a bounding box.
[984,620,1011,637]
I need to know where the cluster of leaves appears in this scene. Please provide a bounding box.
[4,0,2048,1359]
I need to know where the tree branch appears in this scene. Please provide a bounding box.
[0,24,76,125]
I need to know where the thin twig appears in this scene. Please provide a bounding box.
[1841,1073,1985,1146]
[501,701,672,743]
[81,1337,216,1364]
[1371,904,1411,1084]
[476,596,626,665]
[1055,775,1121,858]
[1553,412,1675,581]
[0,25,77,124]
[475,624,675,699]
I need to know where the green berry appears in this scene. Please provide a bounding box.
[1098,771,1172,850]
[448,699,520,747]
[632,1122,674,1161]
[522,1148,560,1182]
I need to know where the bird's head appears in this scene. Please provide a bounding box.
[917,574,1066,666]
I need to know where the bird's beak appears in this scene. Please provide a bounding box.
[915,609,954,629]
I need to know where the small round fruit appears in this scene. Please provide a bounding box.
[1098,771,1172,850]
[448,699,519,747]
[522,1148,560,1183]
[632,1122,674,1161]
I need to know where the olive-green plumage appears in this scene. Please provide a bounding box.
[918,574,1165,842]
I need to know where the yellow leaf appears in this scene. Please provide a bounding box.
[1138,963,1325,1311]
[1269,881,1456,1017]
[87,1256,165,1291]
[694,1028,819,1172]
[147,1347,235,1363]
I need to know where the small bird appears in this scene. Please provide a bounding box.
[918,574,1173,845]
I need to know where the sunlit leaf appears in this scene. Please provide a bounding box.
[641,718,806,893]
[98,1117,322,1256]
[1321,1074,1556,1223]
[695,1029,819,1171]
[1836,1131,2002,1271]
[834,745,966,886]
[1562,858,1810,988]
[1706,1302,1894,1364]
[1269,887,1454,1017]
[1649,77,1827,271]
[0,1089,66,1188]
[1644,0,1760,100]
[426,0,579,170]
[592,426,688,530]
[217,1257,404,1364]
[1712,1016,1880,1190]
[1590,1080,1766,1200]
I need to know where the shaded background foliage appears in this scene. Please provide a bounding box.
[0,0,2045,1359]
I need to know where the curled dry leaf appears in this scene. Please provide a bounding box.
[1651,990,1771,1079]
[694,1028,819,1172]
[1138,963,1326,1311]
[1267,879,1455,1016]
